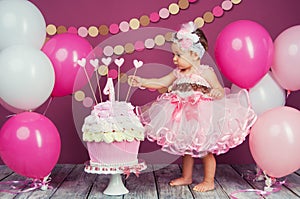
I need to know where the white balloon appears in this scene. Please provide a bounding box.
[0,0,46,50]
[231,72,286,115]
[0,45,55,110]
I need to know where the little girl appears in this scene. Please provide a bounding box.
[128,22,257,192]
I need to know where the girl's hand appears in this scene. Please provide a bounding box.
[128,75,143,87]
[209,88,224,99]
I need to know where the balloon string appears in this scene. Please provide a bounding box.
[6,114,16,118]
[287,90,291,98]
[42,96,53,116]
[231,169,286,198]
[125,68,138,102]
[83,67,98,104]
[0,176,52,194]
[95,71,103,103]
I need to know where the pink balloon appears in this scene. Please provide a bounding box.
[215,20,274,89]
[42,33,93,97]
[0,112,61,179]
[272,25,300,91]
[249,106,300,178]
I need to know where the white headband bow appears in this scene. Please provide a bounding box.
[173,22,205,58]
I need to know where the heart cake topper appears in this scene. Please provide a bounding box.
[101,57,112,66]
[89,59,99,71]
[77,58,86,67]
[114,58,125,67]
[133,59,143,68]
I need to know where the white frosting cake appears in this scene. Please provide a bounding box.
[82,78,146,174]
[82,101,144,143]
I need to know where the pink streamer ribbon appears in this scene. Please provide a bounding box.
[0,178,52,194]
[230,173,286,199]
[120,163,144,179]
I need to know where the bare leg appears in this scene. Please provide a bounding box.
[193,153,216,192]
[169,155,193,186]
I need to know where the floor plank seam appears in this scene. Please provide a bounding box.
[282,184,300,198]
[86,177,96,199]
[230,165,258,189]
[187,184,195,199]
[0,172,14,182]
[49,164,77,198]
[152,168,160,199]
[213,177,231,199]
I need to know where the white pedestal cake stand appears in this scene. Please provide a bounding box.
[104,173,128,195]
[84,159,146,196]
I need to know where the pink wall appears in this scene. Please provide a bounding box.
[1,0,300,164]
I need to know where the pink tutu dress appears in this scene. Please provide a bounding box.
[140,65,257,158]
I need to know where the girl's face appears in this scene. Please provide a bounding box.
[171,43,196,71]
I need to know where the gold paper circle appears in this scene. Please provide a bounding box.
[129,18,140,30]
[99,25,109,35]
[178,0,189,10]
[203,11,214,23]
[154,35,165,46]
[120,73,128,83]
[194,17,205,28]
[140,15,150,27]
[57,25,67,34]
[46,24,57,35]
[88,26,99,37]
[169,3,180,15]
[98,65,108,76]
[124,43,135,54]
[74,90,85,101]
[231,0,242,4]
[165,32,173,41]
[114,45,125,55]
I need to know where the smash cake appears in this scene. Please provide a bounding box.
[82,78,146,174]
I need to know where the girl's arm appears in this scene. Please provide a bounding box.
[128,71,176,90]
[201,68,225,99]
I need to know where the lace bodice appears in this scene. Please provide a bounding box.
[169,65,212,97]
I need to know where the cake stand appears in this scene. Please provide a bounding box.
[84,159,146,195]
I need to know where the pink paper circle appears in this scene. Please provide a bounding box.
[189,0,198,2]
[212,6,224,17]
[109,24,119,34]
[134,41,145,51]
[159,8,170,19]
[83,97,94,108]
[145,38,155,49]
[222,0,233,11]
[103,46,114,57]
[150,12,160,22]
[108,69,118,79]
[67,26,77,34]
[119,21,130,32]
[78,26,88,37]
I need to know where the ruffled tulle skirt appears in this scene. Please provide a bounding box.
[138,89,257,158]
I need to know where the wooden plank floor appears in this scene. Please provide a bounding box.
[0,164,299,199]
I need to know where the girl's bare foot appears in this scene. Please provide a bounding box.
[193,181,215,192]
[169,177,192,186]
